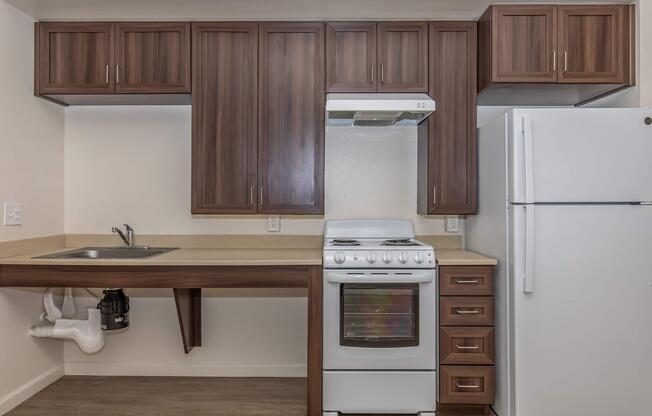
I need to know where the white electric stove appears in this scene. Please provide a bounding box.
[322,219,437,416]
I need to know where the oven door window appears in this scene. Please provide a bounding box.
[340,283,419,348]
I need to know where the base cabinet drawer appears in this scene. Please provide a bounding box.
[440,326,495,365]
[439,265,493,296]
[439,296,494,326]
[439,365,495,404]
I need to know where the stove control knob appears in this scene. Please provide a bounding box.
[414,253,424,264]
[382,252,393,264]
[398,252,409,264]
[367,253,377,264]
[334,253,346,264]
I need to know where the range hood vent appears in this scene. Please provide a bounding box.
[326,93,436,127]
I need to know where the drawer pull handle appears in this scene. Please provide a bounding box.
[456,345,480,350]
[454,308,481,315]
[454,279,480,284]
[456,383,480,389]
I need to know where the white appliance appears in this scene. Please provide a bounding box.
[466,108,652,416]
[322,219,437,416]
[326,93,436,126]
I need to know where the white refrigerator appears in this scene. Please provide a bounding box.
[466,108,652,416]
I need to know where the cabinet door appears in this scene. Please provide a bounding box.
[558,5,631,84]
[377,22,428,92]
[258,23,325,214]
[425,22,477,215]
[326,22,376,92]
[492,6,557,83]
[37,23,114,94]
[191,23,258,214]
[116,22,190,93]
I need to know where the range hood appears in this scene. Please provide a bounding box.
[326,93,436,127]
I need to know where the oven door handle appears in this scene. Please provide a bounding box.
[325,273,434,284]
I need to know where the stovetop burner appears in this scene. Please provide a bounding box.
[381,239,420,247]
[331,239,361,247]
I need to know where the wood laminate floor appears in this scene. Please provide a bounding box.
[7,376,307,416]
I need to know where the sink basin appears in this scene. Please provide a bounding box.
[34,246,177,260]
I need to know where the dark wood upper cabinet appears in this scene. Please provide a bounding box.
[483,5,558,86]
[191,23,258,214]
[37,22,115,94]
[418,22,477,215]
[377,22,428,92]
[478,4,635,105]
[258,22,325,214]
[326,22,377,92]
[558,5,632,84]
[116,22,190,93]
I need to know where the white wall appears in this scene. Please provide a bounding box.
[0,1,65,413]
[64,106,448,235]
[63,106,450,375]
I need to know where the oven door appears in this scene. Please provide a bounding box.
[323,269,436,370]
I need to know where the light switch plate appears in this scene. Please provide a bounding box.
[445,215,459,233]
[3,202,22,226]
[268,215,281,232]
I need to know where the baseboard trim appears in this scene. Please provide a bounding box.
[0,365,64,415]
[65,362,307,378]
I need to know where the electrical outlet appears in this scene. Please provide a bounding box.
[3,202,22,226]
[268,215,281,232]
[445,215,459,233]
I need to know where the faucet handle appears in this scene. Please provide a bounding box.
[124,224,133,232]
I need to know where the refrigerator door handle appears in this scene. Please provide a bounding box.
[522,115,535,204]
[523,204,536,293]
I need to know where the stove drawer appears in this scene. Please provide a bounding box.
[439,266,493,296]
[440,326,494,365]
[439,365,495,404]
[439,297,494,326]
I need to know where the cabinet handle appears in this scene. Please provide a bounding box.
[116,65,120,84]
[563,51,568,73]
[249,186,254,206]
[433,186,437,206]
[105,65,110,84]
[456,345,480,350]
[259,187,264,207]
[381,64,384,84]
[456,383,480,389]
[552,50,557,72]
[454,279,480,284]
[454,308,481,315]
[371,64,374,84]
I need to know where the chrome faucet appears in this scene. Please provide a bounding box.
[112,224,135,247]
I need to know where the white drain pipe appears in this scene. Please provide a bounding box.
[30,308,105,354]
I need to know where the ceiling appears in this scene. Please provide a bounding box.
[4,0,634,21]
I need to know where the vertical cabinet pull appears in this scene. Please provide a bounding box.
[249,186,254,207]
[381,64,384,84]
[433,186,437,206]
[552,50,557,72]
[259,187,264,207]
[105,65,110,84]
[563,51,568,73]
[370,64,374,84]
[116,65,120,84]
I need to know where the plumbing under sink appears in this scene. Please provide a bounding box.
[34,246,177,260]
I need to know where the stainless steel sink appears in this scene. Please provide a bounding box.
[34,246,177,260]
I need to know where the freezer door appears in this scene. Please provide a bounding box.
[510,204,652,416]
[509,108,652,203]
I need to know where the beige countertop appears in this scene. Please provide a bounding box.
[435,249,498,266]
[0,247,323,266]
[0,235,496,267]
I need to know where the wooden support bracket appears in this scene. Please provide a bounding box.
[173,288,202,354]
